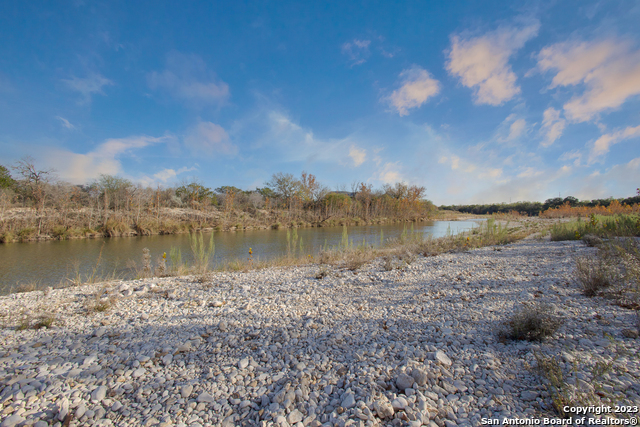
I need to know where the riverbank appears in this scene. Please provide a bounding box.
[1,239,638,427]
[0,206,455,244]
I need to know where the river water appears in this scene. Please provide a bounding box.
[0,220,480,295]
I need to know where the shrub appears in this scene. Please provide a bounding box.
[500,303,563,341]
[18,227,36,240]
[315,265,329,279]
[51,225,68,239]
[574,254,616,297]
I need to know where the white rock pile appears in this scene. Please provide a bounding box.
[0,240,638,427]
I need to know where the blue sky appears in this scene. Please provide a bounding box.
[1,1,640,204]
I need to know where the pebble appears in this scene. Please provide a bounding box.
[1,239,638,426]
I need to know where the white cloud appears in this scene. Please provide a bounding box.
[478,168,503,179]
[537,39,640,122]
[148,51,229,106]
[153,166,197,183]
[496,114,527,142]
[559,149,582,166]
[507,119,526,141]
[348,145,366,167]
[445,20,539,105]
[341,39,371,65]
[46,135,172,184]
[517,167,543,178]
[184,121,237,156]
[540,107,565,147]
[377,162,403,184]
[55,116,76,130]
[589,125,640,164]
[387,66,440,116]
[62,73,113,104]
[574,157,640,199]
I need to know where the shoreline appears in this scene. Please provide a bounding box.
[0,239,638,426]
[0,214,469,244]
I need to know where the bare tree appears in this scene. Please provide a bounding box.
[12,156,56,234]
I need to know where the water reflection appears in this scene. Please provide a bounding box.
[0,220,480,294]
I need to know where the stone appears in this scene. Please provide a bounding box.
[1,414,25,427]
[197,392,214,403]
[132,368,146,378]
[435,351,452,367]
[622,329,639,339]
[94,327,107,337]
[238,358,249,369]
[288,409,304,424]
[91,385,108,402]
[391,396,408,410]
[181,384,193,398]
[57,396,70,421]
[520,391,539,401]
[374,397,395,419]
[396,373,415,390]
[411,368,428,386]
[341,393,356,409]
[75,403,87,418]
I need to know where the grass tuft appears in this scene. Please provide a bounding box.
[500,303,563,341]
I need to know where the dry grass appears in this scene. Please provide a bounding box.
[575,254,616,297]
[85,287,118,313]
[500,303,563,341]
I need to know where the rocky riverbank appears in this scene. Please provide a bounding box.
[0,240,638,427]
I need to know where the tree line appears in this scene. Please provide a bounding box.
[0,157,435,241]
[440,194,640,217]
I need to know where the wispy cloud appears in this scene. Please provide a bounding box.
[376,161,403,184]
[148,51,230,106]
[348,145,366,167]
[386,66,440,116]
[540,107,565,147]
[446,20,539,105]
[184,121,237,156]
[153,166,197,183]
[496,114,527,142]
[62,73,114,104]
[46,134,173,184]
[341,39,371,66]
[537,39,640,122]
[589,125,640,164]
[55,116,76,130]
[574,157,640,199]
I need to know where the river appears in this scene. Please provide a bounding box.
[0,220,481,295]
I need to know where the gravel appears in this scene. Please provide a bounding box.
[0,239,638,427]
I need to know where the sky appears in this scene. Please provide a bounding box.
[1,1,640,205]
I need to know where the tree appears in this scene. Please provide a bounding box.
[300,171,327,203]
[175,182,214,207]
[265,172,301,209]
[0,165,15,189]
[12,156,56,211]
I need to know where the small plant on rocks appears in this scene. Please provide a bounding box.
[574,254,616,297]
[500,303,563,341]
[315,265,329,279]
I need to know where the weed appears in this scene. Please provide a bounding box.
[85,287,117,313]
[500,303,563,341]
[383,255,403,271]
[574,254,616,297]
[315,265,329,279]
[169,246,187,275]
[154,252,168,277]
[142,248,152,277]
[33,315,55,329]
[534,352,577,417]
[344,249,371,271]
[189,231,215,274]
